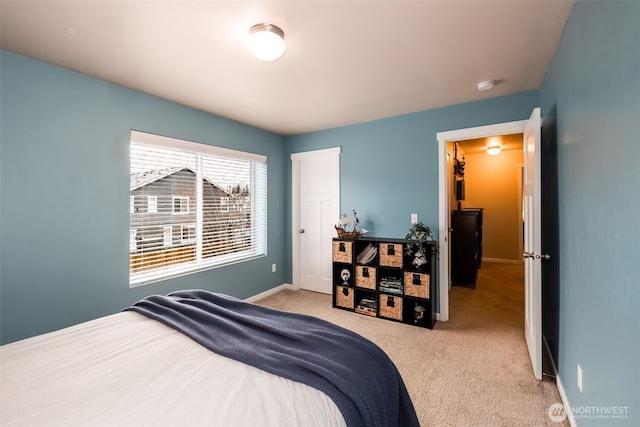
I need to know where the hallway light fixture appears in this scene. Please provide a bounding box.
[486,144,502,155]
[247,23,286,61]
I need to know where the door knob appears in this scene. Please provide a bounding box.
[540,254,551,260]
[299,229,305,234]
[523,252,534,259]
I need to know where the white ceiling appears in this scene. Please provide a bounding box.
[0,1,573,136]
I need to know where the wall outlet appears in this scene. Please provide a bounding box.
[272,263,277,273]
[411,213,418,224]
[577,364,583,392]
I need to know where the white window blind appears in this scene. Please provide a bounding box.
[129,131,267,286]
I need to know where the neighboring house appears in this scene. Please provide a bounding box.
[129,166,250,272]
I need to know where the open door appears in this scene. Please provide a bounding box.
[523,108,542,380]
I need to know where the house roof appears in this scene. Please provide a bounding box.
[0,1,574,135]
[130,166,231,196]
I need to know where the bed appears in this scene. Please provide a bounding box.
[1,290,419,427]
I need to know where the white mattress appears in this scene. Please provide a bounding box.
[0,311,346,427]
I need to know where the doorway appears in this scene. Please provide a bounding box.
[437,120,528,322]
[438,109,551,381]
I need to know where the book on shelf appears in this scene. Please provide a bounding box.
[356,244,377,264]
[379,277,403,294]
[356,297,377,312]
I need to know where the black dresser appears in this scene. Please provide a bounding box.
[451,209,483,288]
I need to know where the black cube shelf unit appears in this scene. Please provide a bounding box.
[332,237,436,329]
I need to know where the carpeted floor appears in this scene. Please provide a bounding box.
[256,261,567,426]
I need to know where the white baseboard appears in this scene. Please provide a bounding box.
[245,283,294,303]
[556,374,577,426]
[482,257,523,264]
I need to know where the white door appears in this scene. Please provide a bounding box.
[291,148,340,294]
[523,107,542,380]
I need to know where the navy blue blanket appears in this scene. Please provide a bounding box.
[126,290,419,427]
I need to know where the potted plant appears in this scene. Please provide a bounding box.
[404,221,435,269]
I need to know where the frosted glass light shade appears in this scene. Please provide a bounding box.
[248,23,286,61]
[486,145,502,155]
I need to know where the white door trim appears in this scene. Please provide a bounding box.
[291,147,341,291]
[436,120,528,321]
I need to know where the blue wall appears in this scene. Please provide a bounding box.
[0,48,540,344]
[539,1,640,424]
[284,91,540,287]
[0,51,287,344]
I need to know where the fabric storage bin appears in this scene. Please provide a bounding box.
[355,266,377,290]
[379,294,403,321]
[332,240,353,263]
[379,243,403,268]
[404,272,430,299]
[335,285,354,309]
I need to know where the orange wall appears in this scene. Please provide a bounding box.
[460,148,523,262]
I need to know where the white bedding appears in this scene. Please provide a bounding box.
[0,311,346,427]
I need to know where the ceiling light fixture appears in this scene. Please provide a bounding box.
[486,144,502,155]
[247,23,286,62]
[476,80,495,92]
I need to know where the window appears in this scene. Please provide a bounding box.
[148,196,158,213]
[179,224,196,244]
[172,196,189,214]
[130,229,137,252]
[129,130,267,286]
[163,226,172,247]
